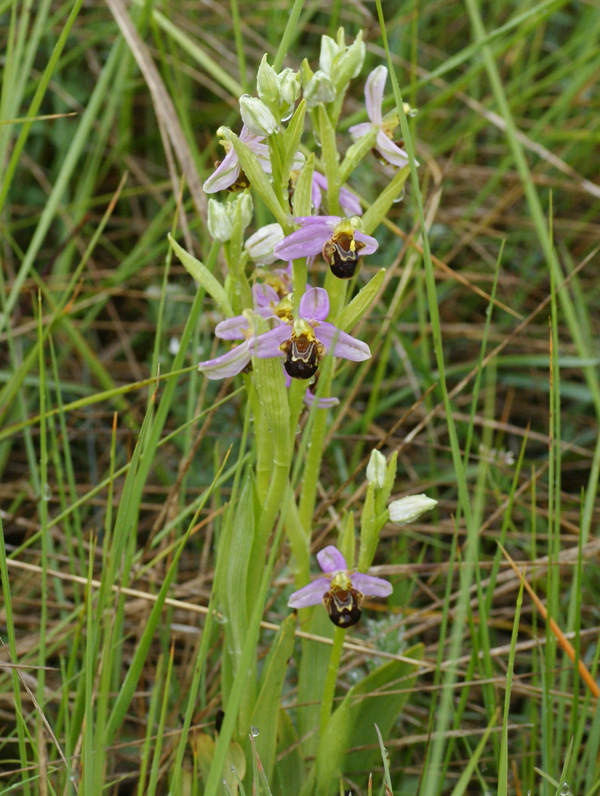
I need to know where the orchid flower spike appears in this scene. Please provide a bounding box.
[288,545,392,627]
[349,66,413,169]
[274,216,378,279]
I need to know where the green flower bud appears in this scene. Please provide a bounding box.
[239,95,279,136]
[244,223,284,264]
[236,191,254,231]
[330,31,365,90]
[319,34,339,76]
[388,494,437,524]
[366,449,387,489]
[257,55,280,106]
[207,194,253,243]
[278,68,301,109]
[303,70,336,109]
[207,199,232,243]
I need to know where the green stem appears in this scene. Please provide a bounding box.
[319,627,345,736]
[298,355,333,533]
[283,483,310,586]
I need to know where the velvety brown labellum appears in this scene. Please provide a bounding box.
[323,585,364,628]
[322,233,365,280]
[283,334,320,380]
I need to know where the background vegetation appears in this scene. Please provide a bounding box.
[1,0,599,794]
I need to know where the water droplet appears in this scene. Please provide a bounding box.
[392,187,405,204]
[251,725,260,737]
[408,107,418,117]
[42,483,52,501]
[296,425,302,435]
[213,610,228,625]
[313,130,321,147]
[560,784,570,796]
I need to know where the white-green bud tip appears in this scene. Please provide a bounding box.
[388,494,437,524]
[366,449,387,489]
[303,70,336,109]
[236,192,254,231]
[239,95,279,136]
[244,223,284,264]
[207,199,232,243]
[257,55,280,105]
[319,30,365,90]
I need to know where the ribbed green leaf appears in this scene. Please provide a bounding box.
[315,643,424,793]
[334,268,385,332]
[168,233,233,317]
[296,609,334,758]
[229,131,290,229]
[282,99,306,180]
[361,165,410,235]
[273,709,305,796]
[249,615,296,782]
[292,153,315,218]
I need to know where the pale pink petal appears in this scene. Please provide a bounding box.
[198,341,252,379]
[304,390,339,408]
[274,225,332,260]
[253,283,280,308]
[351,572,393,598]
[348,121,373,141]
[365,65,387,126]
[317,546,347,574]
[251,324,290,358]
[314,323,371,361]
[288,577,330,609]
[299,287,329,321]
[354,231,379,254]
[375,130,409,168]
[339,186,362,217]
[239,126,271,170]
[203,148,240,193]
[311,172,326,212]
[293,215,339,227]
[215,315,249,340]
[248,141,272,171]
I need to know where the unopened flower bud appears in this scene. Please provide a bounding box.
[236,192,253,231]
[319,35,339,76]
[388,494,437,524]
[207,199,232,243]
[257,55,280,106]
[244,223,284,264]
[303,70,336,109]
[366,449,387,489]
[330,33,365,90]
[278,68,301,108]
[239,95,279,136]
[208,194,253,243]
[319,29,365,90]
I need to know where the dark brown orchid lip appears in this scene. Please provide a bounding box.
[282,334,323,380]
[323,585,364,627]
[322,232,365,279]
